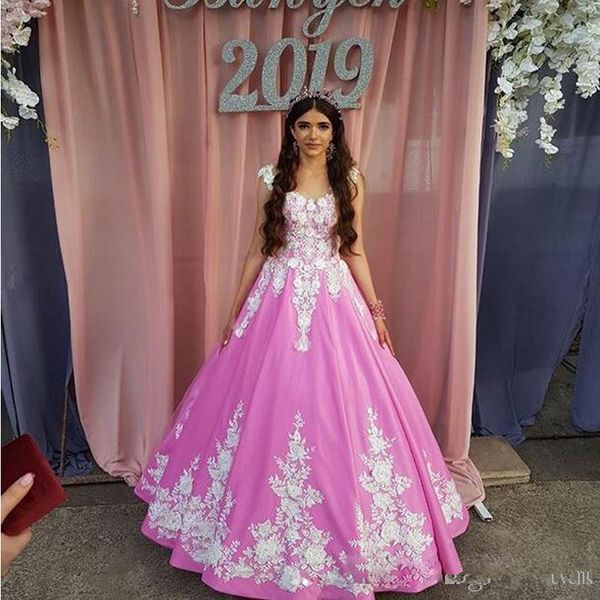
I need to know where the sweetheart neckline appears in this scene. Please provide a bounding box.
[286,190,334,203]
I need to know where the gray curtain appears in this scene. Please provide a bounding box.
[473,69,600,444]
[1,22,92,474]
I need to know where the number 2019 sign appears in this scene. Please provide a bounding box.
[219,37,373,113]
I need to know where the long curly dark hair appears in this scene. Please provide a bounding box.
[260,97,360,258]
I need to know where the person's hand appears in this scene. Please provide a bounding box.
[220,316,236,351]
[374,319,396,357]
[1,473,35,577]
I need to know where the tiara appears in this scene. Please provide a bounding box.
[285,87,343,121]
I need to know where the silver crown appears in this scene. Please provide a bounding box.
[285,87,343,121]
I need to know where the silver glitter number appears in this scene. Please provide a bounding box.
[219,37,373,113]
[262,38,307,108]
[219,39,258,113]
[332,38,373,109]
[308,40,332,91]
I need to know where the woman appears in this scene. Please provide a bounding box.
[134,89,469,599]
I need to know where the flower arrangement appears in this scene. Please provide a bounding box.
[1,0,51,131]
[487,0,600,158]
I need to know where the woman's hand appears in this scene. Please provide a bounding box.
[220,316,237,351]
[1,473,35,577]
[374,318,396,357]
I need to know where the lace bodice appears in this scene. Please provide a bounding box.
[257,163,359,260]
[234,163,376,352]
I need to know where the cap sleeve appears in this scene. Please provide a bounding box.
[349,165,361,184]
[257,163,276,191]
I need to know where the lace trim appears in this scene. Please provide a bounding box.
[140,403,447,595]
[423,450,465,524]
[138,453,169,495]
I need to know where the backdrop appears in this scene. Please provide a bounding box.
[39,0,487,504]
[474,70,600,444]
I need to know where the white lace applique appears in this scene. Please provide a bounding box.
[257,163,276,191]
[423,450,465,524]
[349,407,435,587]
[233,259,277,340]
[233,164,377,352]
[144,401,244,557]
[140,404,451,594]
[220,411,372,596]
[139,453,169,495]
[174,404,193,440]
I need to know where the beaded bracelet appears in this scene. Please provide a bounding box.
[367,298,386,321]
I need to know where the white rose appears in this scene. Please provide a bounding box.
[287,481,302,498]
[255,537,281,564]
[279,566,303,592]
[372,461,392,485]
[305,544,326,571]
[381,519,401,543]
[13,27,32,47]
[202,542,222,566]
[1,114,19,130]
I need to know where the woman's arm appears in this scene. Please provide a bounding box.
[341,173,396,356]
[226,177,270,322]
[341,173,378,305]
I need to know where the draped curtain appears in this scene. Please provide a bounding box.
[1,22,91,475]
[474,70,600,444]
[39,0,487,503]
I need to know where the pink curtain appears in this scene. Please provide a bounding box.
[39,0,486,503]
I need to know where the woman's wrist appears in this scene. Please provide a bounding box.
[367,298,386,321]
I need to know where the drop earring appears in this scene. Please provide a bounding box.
[292,140,299,155]
[326,142,336,161]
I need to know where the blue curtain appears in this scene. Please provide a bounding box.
[1,22,92,475]
[473,68,600,444]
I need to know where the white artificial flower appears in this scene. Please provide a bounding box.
[520,56,539,73]
[1,113,19,129]
[488,0,600,157]
[535,116,559,154]
[1,1,51,131]
[3,68,39,106]
[536,0,559,15]
[12,26,31,47]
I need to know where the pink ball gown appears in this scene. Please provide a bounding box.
[134,164,469,599]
